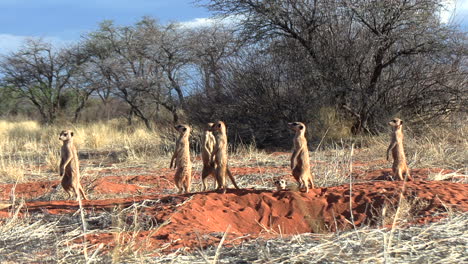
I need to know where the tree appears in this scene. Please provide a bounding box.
[0,39,85,124]
[84,18,192,128]
[140,19,192,122]
[203,0,467,133]
[187,25,243,99]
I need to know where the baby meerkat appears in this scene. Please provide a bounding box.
[288,122,315,193]
[170,124,192,194]
[274,178,287,191]
[387,118,412,181]
[59,130,87,200]
[273,178,300,192]
[201,122,217,191]
[210,121,240,194]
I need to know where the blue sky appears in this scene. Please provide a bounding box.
[0,0,467,54]
[0,0,211,54]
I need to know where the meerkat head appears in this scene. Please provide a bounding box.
[274,179,287,191]
[210,121,226,133]
[206,122,214,131]
[388,118,403,128]
[59,130,74,141]
[288,122,306,133]
[175,124,191,135]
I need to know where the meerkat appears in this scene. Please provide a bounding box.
[288,122,315,193]
[274,178,287,191]
[273,177,300,192]
[170,124,192,194]
[210,121,240,193]
[387,118,413,181]
[59,130,87,200]
[201,122,217,191]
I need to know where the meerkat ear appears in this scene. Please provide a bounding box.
[299,125,304,130]
[217,124,221,128]
[70,131,74,137]
[400,121,403,124]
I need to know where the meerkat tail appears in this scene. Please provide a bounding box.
[227,167,240,189]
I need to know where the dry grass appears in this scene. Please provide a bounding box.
[362,117,468,170]
[0,206,464,263]
[0,119,172,156]
[0,118,466,262]
[0,117,465,185]
[169,213,468,264]
[0,198,170,263]
[380,194,431,227]
[0,119,175,183]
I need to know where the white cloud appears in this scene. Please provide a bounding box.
[440,0,468,24]
[178,16,243,29]
[440,0,456,23]
[460,0,468,9]
[0,34,71,55]
[179,17,217,28]
[0,34,26,55]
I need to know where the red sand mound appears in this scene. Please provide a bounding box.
[0,180,60,200]
[0,166,293,201]
[2,180,466,254]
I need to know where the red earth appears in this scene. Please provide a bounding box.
[0,166,466,255]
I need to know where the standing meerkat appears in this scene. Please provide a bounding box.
[201,122,217,191]
[210,121,240,193]
[59,130,87,200]
[170,124,192,194]
[288,122,314,193]
[387,118,412,181]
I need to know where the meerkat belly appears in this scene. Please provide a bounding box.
[215,151,227,164]
[201,152,211,165]
[65,162,75,174]
[302,151,310,168]
[392,144,399,157]
[61,174,72,184]
[293,160,305,177]
[177,156,190,168]
[392,143,403,160]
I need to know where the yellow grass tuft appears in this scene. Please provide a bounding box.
[0,119,171,183]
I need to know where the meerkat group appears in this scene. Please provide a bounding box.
[56,117,411,199]
[167,118,412,194]
[171,121,239,194]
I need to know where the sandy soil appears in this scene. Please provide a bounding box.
[0,163,466,254]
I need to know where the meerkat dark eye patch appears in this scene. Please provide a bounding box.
[392,119,397,123]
